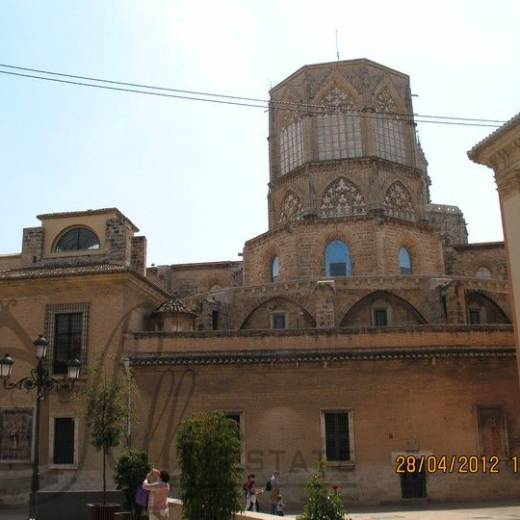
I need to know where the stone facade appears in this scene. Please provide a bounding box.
[0,60,519,511]
[468,112,520,385]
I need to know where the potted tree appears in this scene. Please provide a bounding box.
[85,370,127,520]
[176,412,242,520]
[114,449,151,519]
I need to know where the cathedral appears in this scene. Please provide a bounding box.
[0,59,518,510]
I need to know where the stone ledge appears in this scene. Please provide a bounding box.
[130,324,513,339]
[129,346,515,367]
[168,498,290,519]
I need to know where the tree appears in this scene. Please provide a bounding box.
[85,371,127,504]
[176,412,242,520]
[299,462,347,520]
[114,449,151,518]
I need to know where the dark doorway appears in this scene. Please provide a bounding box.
[400,462,427,499]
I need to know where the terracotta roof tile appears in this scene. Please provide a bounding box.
[153,298,197,315]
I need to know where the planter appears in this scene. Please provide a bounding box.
[86,503,120,520]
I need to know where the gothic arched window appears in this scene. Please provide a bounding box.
[279,191,303,224]
[271,256,281,282]
[325,240,351,277]
[384,181,416,221]
[316,86,362,161]
[320,177,366,218]
[55,227,100,252]
[373,86,409,165]
[279,120,304,175]
[476,267,492,279]
[399,247,412,275]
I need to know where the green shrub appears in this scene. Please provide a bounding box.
[299,462,347,520]
[176,412,242,520]
[114,449,151,516]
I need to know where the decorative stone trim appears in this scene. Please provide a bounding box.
[128,346,515,367]
[496,169,520,200]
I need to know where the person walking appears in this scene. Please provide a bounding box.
[269,471,281,515]
[275,493,284,516]
[142,467,171,520]
[244,473,263,512]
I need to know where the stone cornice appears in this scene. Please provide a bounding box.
[37,207,140,232]
[0,263,169,298]
[495,168,520,200]
[130,323,513,340]
[468,112,520,165]
[269,157,422,190]
[128,346,515,367]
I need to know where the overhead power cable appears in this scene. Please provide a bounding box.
[0,63,505,128]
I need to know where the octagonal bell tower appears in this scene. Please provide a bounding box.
[267,59,431,229]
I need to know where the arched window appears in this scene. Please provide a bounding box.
[271,256,281,282]
[325,240,351,277]
[476,267,492,279]
[55,227,100,252]
[399,247,412,275]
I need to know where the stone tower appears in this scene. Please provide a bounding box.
[267,59,431,229]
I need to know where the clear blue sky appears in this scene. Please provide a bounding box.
[1,1,518,265]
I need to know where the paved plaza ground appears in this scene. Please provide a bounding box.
[343,500,520,520]
[2,501,520,519]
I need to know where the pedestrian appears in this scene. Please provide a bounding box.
[142,467,171,520]
[269,470,281,515]
[275,493,284,516]
[244,473,263,512]
[244,473,255,511]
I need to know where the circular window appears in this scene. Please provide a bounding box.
[55,227,100,252]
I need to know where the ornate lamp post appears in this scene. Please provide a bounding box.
[0,335,80,520]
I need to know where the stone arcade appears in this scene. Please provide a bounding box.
[1,59,518,510]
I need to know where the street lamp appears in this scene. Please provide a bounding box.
[0,336,81,520]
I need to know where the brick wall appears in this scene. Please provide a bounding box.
[147,262,243,297]
[131,236,147,276]
[449,242,507,279]
[131,351,520,508]
[243,217,444,286]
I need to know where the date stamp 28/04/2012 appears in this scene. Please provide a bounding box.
[395,455,520,474]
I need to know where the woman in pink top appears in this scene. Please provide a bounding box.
[143,468,171,520]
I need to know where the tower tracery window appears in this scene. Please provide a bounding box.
[373,86,409,165]
[316,86,362,161]
[320,177,366,218]
[279,191,303,224]
[384,182,416,221]
[325,240,352,277]
[279,120,304,175]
